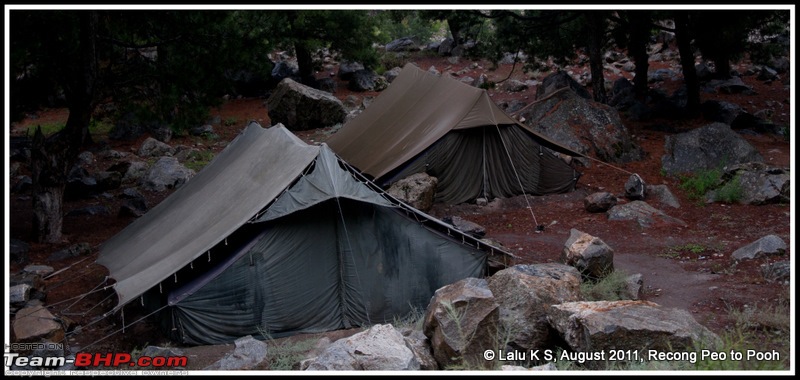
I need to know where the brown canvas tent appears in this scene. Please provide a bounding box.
[97,122,510,345]
[326,63,582,204]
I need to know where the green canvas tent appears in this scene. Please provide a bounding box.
[97,122,510,345]
[326,63,582,204]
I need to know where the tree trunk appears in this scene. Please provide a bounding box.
[447,16,463,45]
[586,12,607,104]
[628,11,651,99]
[294,41,317,87]
[30,11,97,243]
[674,11,700,117]
[30,128,67,243]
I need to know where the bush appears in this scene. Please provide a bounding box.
[678,168,723,200]
[580,270,631,301]
[713,174,743,203]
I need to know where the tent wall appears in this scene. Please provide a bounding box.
[169,199,486,345]
[383,125,579,204]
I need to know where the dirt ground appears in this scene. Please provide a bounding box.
[7,49,792,371]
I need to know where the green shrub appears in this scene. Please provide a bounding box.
[678,168,722,200]
[580,270,631,301]
[26,122,65,137]
[713,174,743,203]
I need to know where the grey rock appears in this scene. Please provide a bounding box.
[189,124,215,137]
[661,122,763,176]
[424,278,499,369]
[522,88,643,163]
[139,157,195,192]
[10,284,32,305]
[536,71,592,100]
[624,174,647,200]
[441,215,486,238]
[386,36,420,52]
[10,238,30,264]
[338,61,365,81]
[561,229,614,280]
[487,264,582,352]
[267,78,347,131]
[304,324,419,371]
[138,137,174,158]
[607,200,687,228]
[204,335,268,370]
[48,242,92,262]
[548,301,722,361]
[386,173,438,213]
[623,273,644,300]
[65,205,111,217]
[760,261,790,284]
[731,235,787,262]
[646,185,680,209]
[13,306,65,343]
[24,265,54,276]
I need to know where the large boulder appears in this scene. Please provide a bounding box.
[203,335,268,370]
[137,137,174,157]
[730,235,787,263]
[607,201,687,228]
[561,229,614,280]
[536,71,592,100]
[267,78,347,131]
[661,122,764,176]
[385,36,420,52]
[707,162,790,205]
[139,157,195,192]
[423,278,499,369]
[646,184,681,209]
[584,192,617,213]
[521,87,643,164]
[386,173,438,212]
[548,300,722,362]
[303,324,419,370]
[13,305,65,343]
[487,264,582,352]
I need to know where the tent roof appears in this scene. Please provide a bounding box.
[326,63,581,180]
[97,122,511,308]
[98,123,320,307]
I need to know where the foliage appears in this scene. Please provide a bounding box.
[485,10,588,69]
[678,168,723,200]
[373,10,442,45]
[745,10,791,65]
[182,150,216,172]
[678,166,745,204]
[392,304,426,331]
[713,174,744,203]
[690,10,788,77]
[377,52,411,73]
[580,269,632,301]
[26,123,66,138]
[257,327,318,370]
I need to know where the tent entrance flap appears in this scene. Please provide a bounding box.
[379,125,578,204]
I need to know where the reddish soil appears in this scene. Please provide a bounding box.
[7,49,792,370]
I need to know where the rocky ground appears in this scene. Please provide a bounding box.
[7,44,792,371]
